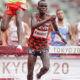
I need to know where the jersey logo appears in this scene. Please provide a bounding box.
[39,26,49,30]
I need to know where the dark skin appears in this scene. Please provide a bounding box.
[27,1,67,80]
[31,2,67,44]
[31,2,55,29]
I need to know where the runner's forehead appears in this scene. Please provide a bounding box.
[39,1,47,6]
[57,10,63,14]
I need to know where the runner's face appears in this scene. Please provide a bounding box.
[57,10,64,20]
[38,2,47,14]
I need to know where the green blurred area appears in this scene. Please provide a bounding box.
[25,2,37,15]
[0,0,5,13]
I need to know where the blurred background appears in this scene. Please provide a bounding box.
[0,0,80,26]
[0,1,80,80]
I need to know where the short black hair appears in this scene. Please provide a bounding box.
[38,0,46,6]
[56,8,63,13]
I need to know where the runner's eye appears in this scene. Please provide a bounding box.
[44,5,47,7]
[40,5,47,7]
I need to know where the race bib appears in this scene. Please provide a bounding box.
[54,34,66,43]
[33,29,48,38]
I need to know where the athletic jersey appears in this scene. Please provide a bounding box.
[77,22,80,45]
[28,14,51,51]
[7,0,26,3]
[8,20,25,46]
[51,21,68,46]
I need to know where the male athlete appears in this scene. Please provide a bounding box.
[1,0,28,52]
[51,9,74,46]
[27,0,67,80]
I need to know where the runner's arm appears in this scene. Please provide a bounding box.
[68,24,75,45]
[51,17,67,44]
[31,13,51,28]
